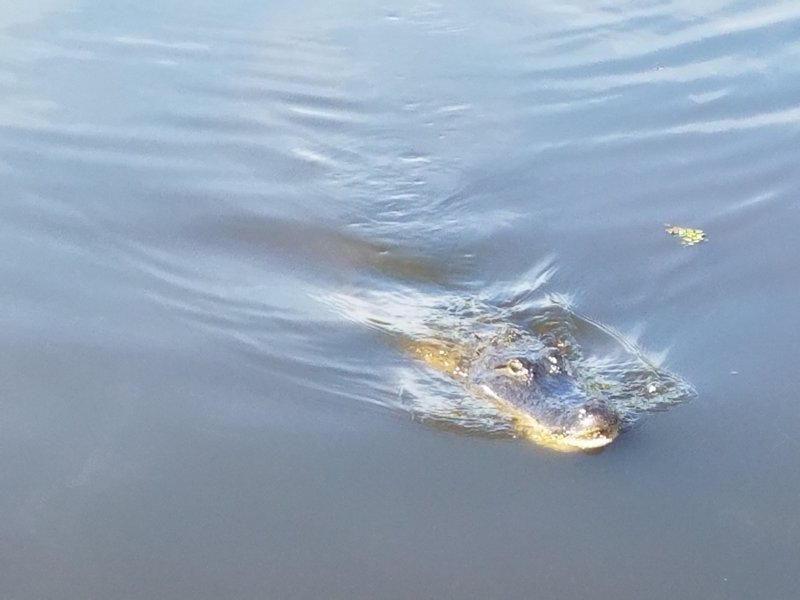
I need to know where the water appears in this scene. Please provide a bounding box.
[2,1,799,598]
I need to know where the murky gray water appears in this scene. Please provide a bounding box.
[2,1,799,598]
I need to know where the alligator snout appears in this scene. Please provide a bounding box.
[564,401,620,450]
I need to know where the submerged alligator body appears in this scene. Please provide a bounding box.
[403,303,694,452]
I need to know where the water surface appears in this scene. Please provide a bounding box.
[2,1,799,598]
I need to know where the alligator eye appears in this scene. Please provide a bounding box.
[507,358,523,372]
[507,358,529,376]
[493,358,531,377]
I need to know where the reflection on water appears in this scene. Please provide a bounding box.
[1,0,800,598]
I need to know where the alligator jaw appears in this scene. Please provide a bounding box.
[479,384,620,452]
[563,433,616,450]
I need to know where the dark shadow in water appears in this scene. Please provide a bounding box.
[183,213,473,285]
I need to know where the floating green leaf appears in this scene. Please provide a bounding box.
[665,224,707,246]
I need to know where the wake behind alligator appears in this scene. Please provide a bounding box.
[325,282,696,452]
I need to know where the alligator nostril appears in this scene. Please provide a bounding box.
[574,403,619,433]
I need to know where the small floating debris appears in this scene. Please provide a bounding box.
[665,224,707,246]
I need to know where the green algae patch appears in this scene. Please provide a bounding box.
[665,225,707,246]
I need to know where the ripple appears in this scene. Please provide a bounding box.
[112,35,210,52]
[1,0,794,445]
[323,283,695,439]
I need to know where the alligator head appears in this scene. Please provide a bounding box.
[470,349,621,451]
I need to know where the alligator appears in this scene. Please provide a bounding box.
[401,302,693,452]
[324,286,694,452]
[407,331,619,451]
